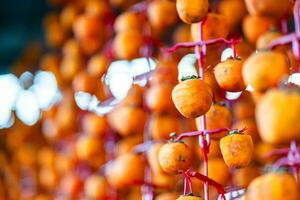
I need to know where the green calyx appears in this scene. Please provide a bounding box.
[181,75,201,81]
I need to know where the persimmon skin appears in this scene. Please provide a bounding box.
[218,0,247,29]
[106,153,145,189]
[232,166,260,187]
[246,172,300,200]
[84,175,108,199]
[159,141,193,174]
[149,114,181,140]
[176,0,209,24]
[108,106,147,137]
[243,51,288,92]
[147,143,165,173]
[146,84,177,114]
[172,79,213,118]
[256,30,282,50]
[199,157,229,185]
[156,192,179,200]
[256,88,300,144]
[87,54,110,77]
[196,139,221,158]
[245,0,290,18]
[82,113,107,137]
[114,11,143,32]
[148,0,178,29]
[242,15,277,44]
[220,134,254,168]
[191,13,229,41]
[113,30,143,60]
[214,58,246,92]
[115,136,143,156]
[195,103,232,140]
[233,118,260,143]
[177,196,203,200]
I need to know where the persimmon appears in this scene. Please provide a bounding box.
[72,71,99,94]
[146,83,177,114]
[147,142,164,173]
[233,118,260,143]
[191,13,229,41]
[196,139,221,158]
[113,30,144,60]
[39,166,58,190]
[120,84,144,107]
[109,0,139,9]
[245,0,290,18]
[256,87,300,144]
[220,131,254,168]
[199,157,230,185]
[149,114,181,140]
[75,135,105,166]
[115,135,143,156]
[246,172,299,200]
[172,77,213,118]
[84,174,108,199]
[60,4,79,31]
[256,30,282,50]
[106,153,145,189]
[152,171,180,189]
[107,106,147,137]
[44,13,66,48]
[87,54,110,77]
[203,69,223,102]
[233,92,255,119]
[62,38,82,57]
[60,54,83,83]
[177,195,203,200]
[156,192,179,200]
[176,0,209,24]
[159,141,193,174]
[243,51,288,92]
[59,173,83,198]
[173,24,192,43]
[37,147,55,167]
[214,57,246,92]
[232,166,260,187]
[82,113,107,137]
[242,15,277,44]
[236,40,255,60]
[114,11,143,32]
[150,59,179,85]
[253,142,279,165]
[148,0,178,29]
[85,0,111,18]
[218,0,247,29]
[195,103,232,139]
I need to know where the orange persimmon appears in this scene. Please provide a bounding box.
[256,30,282,50]
[233,118,260,143]
[82,113,107,137]
[243,51,288,92]
[149,114,181,140]
[87,54,110,77]
[195,103,232,139]
[246,172,299,200]
[214,57,246,92]
[243,15,278,44]
[191,13,229,41]
[177,195,203,200]
[220,131,254,168]
[156,192,179,200]
[232,166,260,187]
[159,141,193,174]
[176,0,209,24]
[256,87,300,144]
[172,77,213,118]
[84,174,108,199]
[114,11,143,32]
[245,0,290,18]
[115,135,143,156]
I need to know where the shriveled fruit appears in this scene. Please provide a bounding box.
[220,132,254,168]
[246,172,299,200]
[195,103,232,139]
[256,87,300,144]
[172,78,213,118]
[191,13,229,41]
[245,0,290,18]
[243,51,288,92]
[176,0,209,24]
[214,57,246,92]
[159,141,193,174]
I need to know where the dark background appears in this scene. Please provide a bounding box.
[0,0,49,74]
